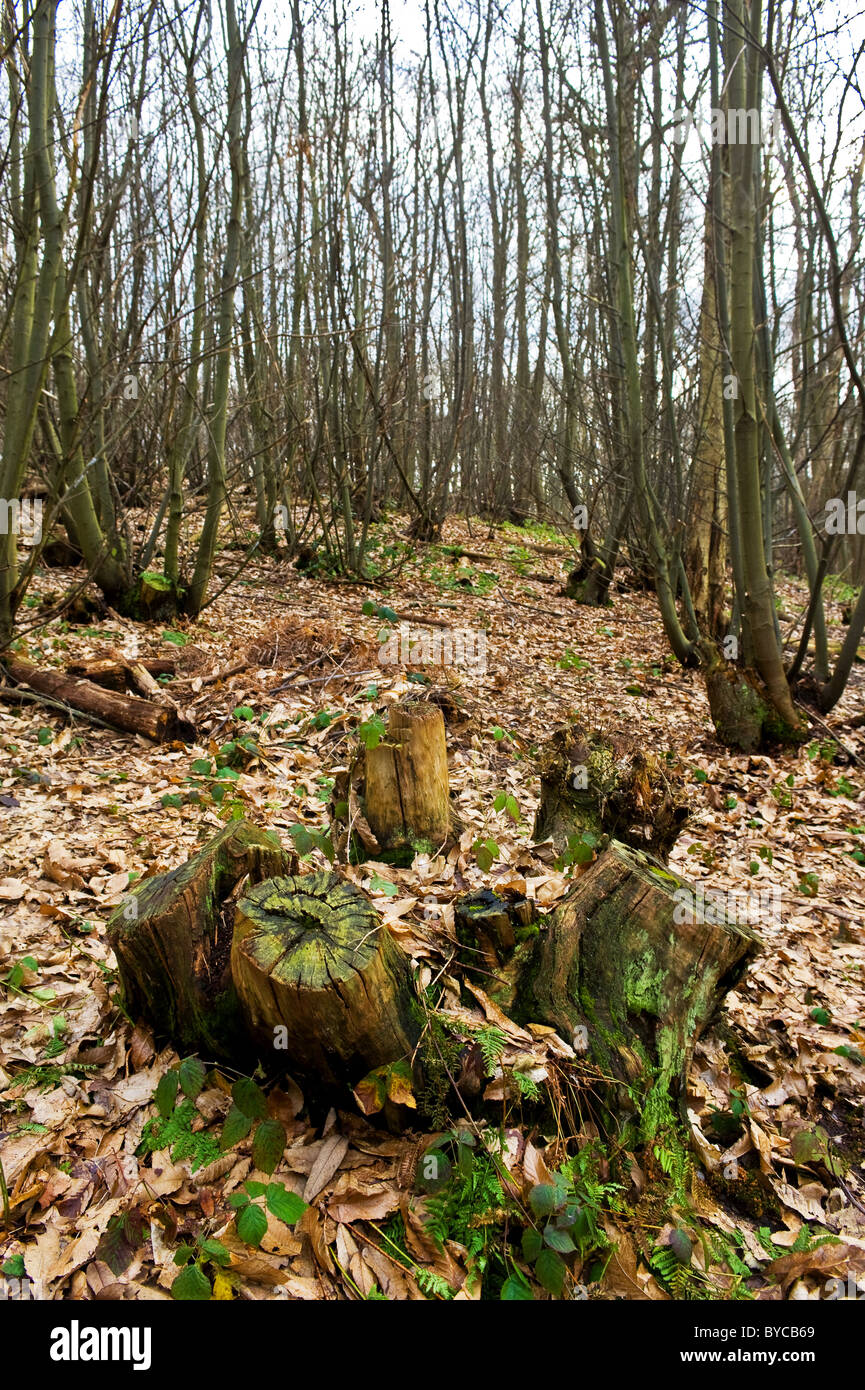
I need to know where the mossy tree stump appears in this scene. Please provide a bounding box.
[532,722,688,862]
[107,820,294,1059]
[699,641,803,752]
[231,871,421,1086]
[363,700,452,862]
[519,840,761,1142]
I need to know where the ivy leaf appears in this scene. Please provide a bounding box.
[171,1264,212,1300]
[252,1119,287,1176]
[266,1183,308,1225]
[236,1201,268,1248]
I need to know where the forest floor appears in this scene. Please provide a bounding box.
[1,515,864,1301]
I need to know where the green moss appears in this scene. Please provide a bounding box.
[623,952,665,1015]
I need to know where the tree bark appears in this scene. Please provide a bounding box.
[518,840,761,1141]
[107,820,294,1059]
[363,700,452,860]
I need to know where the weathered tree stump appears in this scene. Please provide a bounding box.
[363,700,452,861]
[518,840,760,1141]
[231,871,421,1085]
[532,722,688,862]
[107,820,293,1058]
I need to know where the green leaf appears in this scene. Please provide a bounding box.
[543,1224,576,1253]
[190,758,212,776]
[370,873,398,897]
[252,1119,287,1176]
[501,1273,534,1300]
[171,1263,212,1300]
[529,1184,562,1217]
[2,1255,25,1278]
[244,1180,267,1198]
[493,791,507,813]
[521,1227,543,1262]
[227,1192,249,1210]
[220,1103,254,1150]
[155,1070,179,1118]
[505,795,520,822]
[361,600,376,616]
[200,1239,231,1267]
[37,727,53,746]
[378,606,398,623]
[535,1249,566,1297]
[288,824,315,855]
[266,1183,308,1225]
[162,630,190,647]
[237,1201,268,1248]
[810,1007,831,1026]
[669,1229,693,1265]
[161,793,183,809]
[491,726,505,741]
[232,1076,268,1119]
[358,714,386,750]
[178,1056,206,1100]
[233,706,256,721]
[173,1245,196,1265]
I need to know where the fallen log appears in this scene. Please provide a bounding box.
[518,840,761,1141]
[3,656,195,742]
[66,656,176,691]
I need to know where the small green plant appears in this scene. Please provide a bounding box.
[140,1067,287,1178]
[492,790,520,823]
[227,1179,308,1249]
[358,714,386,750]
[555,831,598,873]
[1,954,55,1004]
[288,822,335,863]
[557,649,588,672]
[517,1146,620,1298]
[472,837,500,872]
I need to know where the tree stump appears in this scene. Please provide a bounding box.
[532,722,688,862]
[518,840,760,1142]
[107,820,294,1058]
[231,871,421,1086]
[363,700,452,862]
